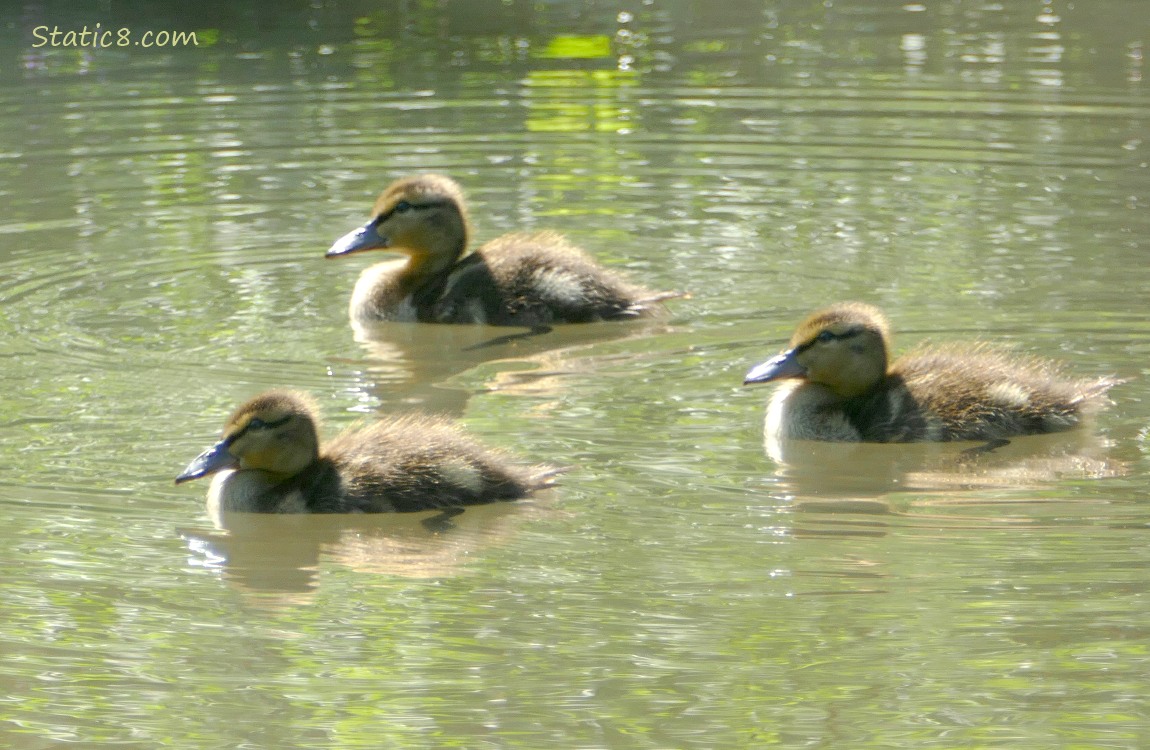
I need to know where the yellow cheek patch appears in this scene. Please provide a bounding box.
[388,227,436,261]
[239,447,279,473]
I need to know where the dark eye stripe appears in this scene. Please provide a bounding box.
[382,199,445,220]
[249,415,291,430]
[230,414,292,443]
[796,327,861,353]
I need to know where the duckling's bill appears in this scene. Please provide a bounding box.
[175,438,238,485]
[326,218,388,258]
[744,349,806,385]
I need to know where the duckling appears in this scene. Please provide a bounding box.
[175,390,557,514]
[325,174,678,326]
[743,302,1120,443]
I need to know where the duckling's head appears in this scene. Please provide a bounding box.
[744,302,891,398]
[175,390,321,485]
[325,174,471,269]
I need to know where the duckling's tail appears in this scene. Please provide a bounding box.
[1074,375,1129,411]
[1087,375,1128,397]
[622,290,689,318]
[530,465,570,490]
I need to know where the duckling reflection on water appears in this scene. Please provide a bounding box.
[744,302,1122,443]
[325,174,680,326]
[175,390,557,514]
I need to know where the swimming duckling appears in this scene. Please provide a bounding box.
[175,390,556,514]
[325,174,678,326]
[743,302,1120,443]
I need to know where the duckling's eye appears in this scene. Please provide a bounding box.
[393,200,414,214]
[816,330,836,343]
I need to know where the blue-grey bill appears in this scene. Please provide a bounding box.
[325,221,386,257]
[175,440,237,484]
[744,349,805,385]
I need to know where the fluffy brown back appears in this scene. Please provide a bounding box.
[846,342,1119,441]
[429,231,669,325]
[310,414,555,512]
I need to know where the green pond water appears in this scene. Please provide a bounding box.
[2,1,1149,747]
